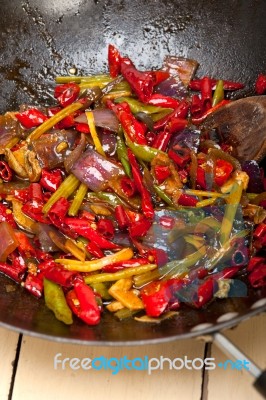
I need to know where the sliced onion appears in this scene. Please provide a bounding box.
[169,127,201,153]
[75,109,119,133]
[71,148,125,192]
[64,133,87,173]
[101,133,117,156]
[242,160,264,193]
[32,129,77,169]
[163,55,199,87]
[0,222,19,262]
[35,223,61,252]
[154,75,188,99]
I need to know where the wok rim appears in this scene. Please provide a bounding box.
[1,302,265,346]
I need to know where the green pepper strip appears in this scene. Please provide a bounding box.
[115,97,172,115]
[26,101,85,143]
[42,174,80,214]
[220,181,243,245]
[55,74,112,84]
[125,133,165,162]
[43,278,73,325]
[117,134,131,177]
[134,247,206,287]
[68,182,88,216]
[84,264,157,284]
[212,80,224,107]
[153,184,176,207]
[87,191,128,208]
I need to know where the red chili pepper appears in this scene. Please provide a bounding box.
[73,279,101,325]
[64,217,119,250]
[14,231,36,257]
[75,122,90,134]
[108,44,121,78]
[114,205,130,230]
[0,262,27,283]
[22,201,49,224]
[191,100,231,125]
[48,197,70,228]
[78,210,95,222]
[148,94,180,108]
[141,278,183,317]
[154,165,171,184]
[120,58,154,103]
[247,256,266,272]
[0,161,12,182]
[141,280,171,317]
[40,169,63,193]
[129,218,152,238]
[150,71,170,86]
[107,100,147,145]
[15,108,48,129]
[12,187,30,203]
[29,183,44,202]
[43,265,77,288]
[167,117,188,135]
[248,262,266,288]
[177,193,198,207]
[200,76,212,111]
[102,258,149,272]
[97,218,115,240]
[214,159,234,186]
[86,241,104,258]
[120,176,137,197]
[191,94,203,117]
[152,130,172,151]
[54,83,80,107]
[153,99,190,131]
[254,223,266,239]
[127,149,154,218]
[189,78,244,91]
[0,203,16,228]
[158,216,175,229]
[168,145,191,168]
[24,273,43,298]
[255,74,266,95]
[196,166,207,189]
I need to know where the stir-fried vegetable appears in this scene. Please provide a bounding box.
[0,44,265,326]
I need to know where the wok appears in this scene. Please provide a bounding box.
[0,0,266,395]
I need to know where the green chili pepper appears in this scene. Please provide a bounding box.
[43,278,73,325]
[125,134,164,162]
[115,97,172,115]
[87,191,127,207]
[212,80,224,107]
[153,184,176,207]
[117,134,131,176]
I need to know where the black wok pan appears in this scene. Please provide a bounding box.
[0,0,266,394]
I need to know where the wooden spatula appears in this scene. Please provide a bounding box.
[202,96,266,162]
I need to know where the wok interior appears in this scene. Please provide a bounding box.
[0,0,266,343]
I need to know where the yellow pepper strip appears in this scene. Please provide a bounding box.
[86,111,106,157]
[55,247,134,272]
[184,189,225,198]
[10,198,37,233]
[106,301,124,312]
[42,174,80,214]
[196,197,217,207]
[108,278,144,310]
[64,239,86,262]
[84,264,157,283]
[26,101,85,143]
[68,182,88,216]
[220,181,243,245]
